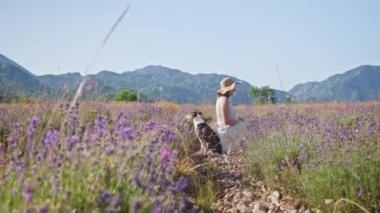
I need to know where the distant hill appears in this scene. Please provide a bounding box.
[0,54,46,97]
[0,54,268,104]
[86,65,256,104]
[289,65,380,102]
[37,72,82,89]
[5,53,378,104]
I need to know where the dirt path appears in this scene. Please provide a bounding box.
[192,152,313,213]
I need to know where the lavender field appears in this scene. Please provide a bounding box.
[0,101,379,212]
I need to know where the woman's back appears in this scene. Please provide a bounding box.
[216,96,237,127]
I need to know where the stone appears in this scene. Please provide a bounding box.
[299,205,311,213]
[243,190,253,198]
[272,191,281,199]
[267,195,280,206]
[252,202,267,213]
[324,199,334,205]
[242,198,252,206]
[233,193,243,203]
[236,203,247,212]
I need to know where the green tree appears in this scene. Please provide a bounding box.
[114,89,138,102]
[249,86,276,104]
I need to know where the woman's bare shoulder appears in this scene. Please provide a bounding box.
[217,96,228,104]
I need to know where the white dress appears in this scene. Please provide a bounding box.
[215,97,246,153]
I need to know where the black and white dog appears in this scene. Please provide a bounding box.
[190,112,222,154]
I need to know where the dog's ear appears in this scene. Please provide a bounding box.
[191,112,197,117]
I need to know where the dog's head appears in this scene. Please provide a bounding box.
[185,111,214,123]
[191,111,203,118]
[184,111,202,121]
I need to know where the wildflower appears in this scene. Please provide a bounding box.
[130,199,142,213]
[32,165,38,174]
[39,205,49,213]
[30,117,39,127]
[144,120,158,131]
[96,116,106,130]
[160,148,171,160]
[43,130,60,146]
[104,147,114,155]
[154,199,163,213]
[163,130,176,143]
[106,194,121,212]
[98,189,112,204]
[22,182,34,202]
[179,196,189,212]
[26,208,35,213]
[50,176,60,194]
[357,187,365,197]
[119,127,135,140]
[175,176,188,192]
[27,117,39,150]
[68,135,80,151]
[134,173,146,191]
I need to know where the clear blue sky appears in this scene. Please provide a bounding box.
[1,0,379,90]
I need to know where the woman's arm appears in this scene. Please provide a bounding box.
[220,97,238,126]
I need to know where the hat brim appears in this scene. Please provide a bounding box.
[217,82,236,94]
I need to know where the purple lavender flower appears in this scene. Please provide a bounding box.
[119,127,135,141]
[179,196,189,212]
[64,103,70,111]
[134,172,146,191]
[144,120,158,131]
[26,208,35,213]
[96,116,106,130]
[22,182,34,202]
[160,148,171,160]
[32,165,38,174]
[154,199,163,213]
[68,135,80,151]
[130,199,142,213]
[43,130,60,146]
[26,117,39,151]
[104,147,114,155]
[30,117,38,127]
[50,176,60,194]
[163,130,176,143]
[106,194,121,212]
[98,189,112,204]
[39,205,49,213]
[175,176,188,192]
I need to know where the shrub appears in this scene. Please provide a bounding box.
[114,89,138,102]
[243,103,380,211]
[0,102,190,212]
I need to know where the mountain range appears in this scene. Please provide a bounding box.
[0,53,379,104]
[288,65,380,102]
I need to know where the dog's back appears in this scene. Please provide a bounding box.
[192,111,223,154]
[195,122,222,154]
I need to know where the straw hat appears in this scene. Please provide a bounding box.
[217,77,239,95]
